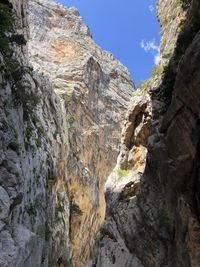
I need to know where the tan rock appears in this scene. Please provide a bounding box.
[27,0,134,266]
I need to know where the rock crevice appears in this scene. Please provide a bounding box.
[0,0,200,266]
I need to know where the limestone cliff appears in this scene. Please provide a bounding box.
[0,0,134,266]
[27,1,134,266]
[93,0,200,266]
[1,0,200,267]
[0,0,70,266]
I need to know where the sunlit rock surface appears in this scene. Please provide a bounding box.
[93,0,200,266]
[0,0,133,266]
[1,0,200,266]
[0,1,70,266]
[27,0,134,266]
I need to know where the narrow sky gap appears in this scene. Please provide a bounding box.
[56,0,160,86]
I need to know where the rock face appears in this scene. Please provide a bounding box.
[0,0,72,266]
[27,1,134,266]
[92,92,152,267]
[93,0,200,266]
[0,0,134,266]
[1,0,200,266]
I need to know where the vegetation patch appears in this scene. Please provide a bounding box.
[69,193,83,216]
[26,203,37,216]
[35,138,42,148]
[25,123,34,141]
[8,141,20,154]
[13,80,40,121]
[70,201,83,216]
[151,65,164,78]
[37,224,51,241]
[138,80,153,91]
[160,36,167,54]
[119,190,130,201]
[0,1,40,123]
[0,2,15,54]
[116,169,129,177]
[68,194,83,241]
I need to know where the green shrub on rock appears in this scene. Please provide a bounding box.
[117,169,129,177]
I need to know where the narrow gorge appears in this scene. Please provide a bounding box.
[0,0,200,267]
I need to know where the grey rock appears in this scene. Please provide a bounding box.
[0,187,10,231]
[93,1,200,267]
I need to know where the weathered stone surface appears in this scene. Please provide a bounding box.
[93,92,152,267]
[0,187,10,231]
[0,226,43,267]
[0,0,134,266]
[93,0,200,266]
[1,0,200,266]
[26,1,134,266]
[116,93,152,172]
[0,1,70,266]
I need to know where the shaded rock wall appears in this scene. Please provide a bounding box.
[1,0,200,266]
[26,1,134,265]
[0,0,133,266]
[93,0,200,266]
[0,0,134,266]
[0,0,70,266]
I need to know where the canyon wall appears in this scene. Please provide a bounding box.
[93,0,200,266]
[0,0,134,266]
[27,1,134,266]
[0,0,71,266]
[0,0,200,266]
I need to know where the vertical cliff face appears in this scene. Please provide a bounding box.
[26,0,134,266]
[1,0,200,266]
[94,0,200,266]
[0,0,70,266]
[0,0,134,266]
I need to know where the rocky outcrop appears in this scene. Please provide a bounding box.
[93,0,200,266]
[0,0,135,266]
[26,0,134,265]
[1,0,200,266]
[0,0,134,266]
[116,93,152,173]
[0,0,70,266]
[91,92,152,267]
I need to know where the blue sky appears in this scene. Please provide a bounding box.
[56,0,160,86]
